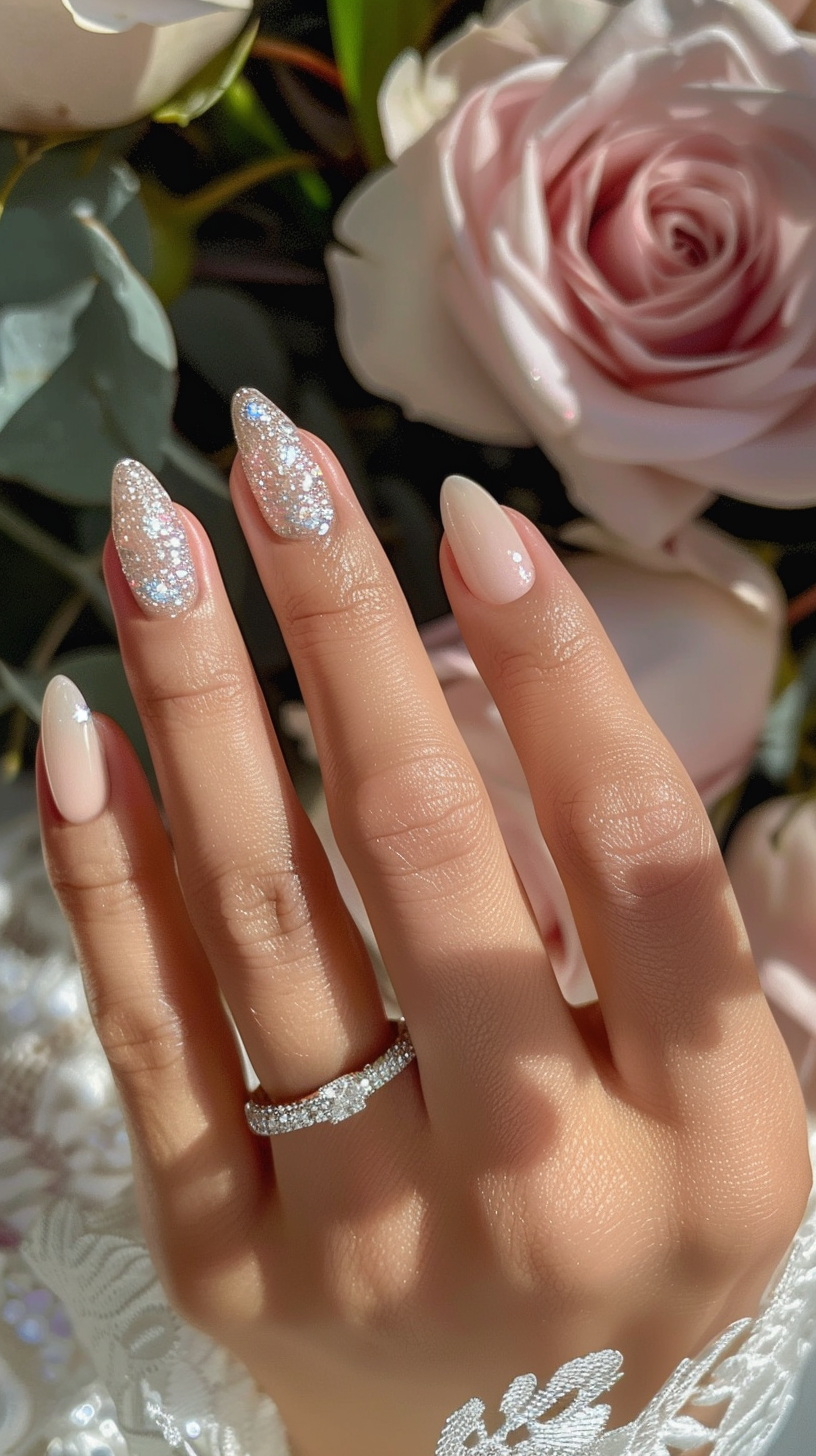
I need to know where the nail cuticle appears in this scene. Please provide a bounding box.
[232,387,335,540]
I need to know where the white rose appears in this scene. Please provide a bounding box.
[0,0,251,132]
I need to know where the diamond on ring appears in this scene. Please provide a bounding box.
[244,1021,415,1136]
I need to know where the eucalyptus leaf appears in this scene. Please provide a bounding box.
[74,210,176,371]
[170,285,292,410]
[327,0,433,166]
[756,638,816,783]
[8,142,138,224]
[0,211,90,306]
[0,283,175,502]
[153,17,260,126]
[0,145,176,502]
[0,279,95,432]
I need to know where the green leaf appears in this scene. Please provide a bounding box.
[0,280,175,502]
[0,147,176,503]
[0,278,96,432]
[153,17,260,126]
[74,209,176,372]
[169,284,292,411]
[327,0,434,166]
[756,638,816,784]
[218,77,332,210]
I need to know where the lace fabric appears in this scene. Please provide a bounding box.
[1,796,815,1456]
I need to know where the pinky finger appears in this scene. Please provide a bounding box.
[36,675,269,1270]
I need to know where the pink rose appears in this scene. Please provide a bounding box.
[328,0,816,547]
[726,796,816,1085]
[284,521,784,1008]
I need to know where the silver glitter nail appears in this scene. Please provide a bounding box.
[232,387,335,539]
[111,460,197,618]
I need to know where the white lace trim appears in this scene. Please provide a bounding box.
[437,1134,816,1454]
[2,797,816,1456]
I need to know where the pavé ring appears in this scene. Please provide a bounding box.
[244,1020,416,1135]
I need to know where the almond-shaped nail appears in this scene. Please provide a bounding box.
[41,675,109,824]
[112,459,197,618]
[441,474,535,605]
[232,387,335,539]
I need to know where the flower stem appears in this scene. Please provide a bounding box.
[788,582,816,629]
[167,153,320,226]
[0,496,113,628]
[252,37,342,90]
[0,132,90,220]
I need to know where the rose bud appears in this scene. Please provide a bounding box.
[0,0,251,132]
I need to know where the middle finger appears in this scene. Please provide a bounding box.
[229,388,583,1109]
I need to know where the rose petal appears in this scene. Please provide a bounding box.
[329,164,530,444]
[555,447,714,547]
[676,386,816,498]
[62,0,246,33]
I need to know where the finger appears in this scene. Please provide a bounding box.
[229,389,585,1115]
[438,475,765,1091]
[105,462,390,1107]
[36,677,268,1272]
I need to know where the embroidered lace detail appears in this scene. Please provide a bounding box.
[436,1162,816,1455]
[2,793,816,1456]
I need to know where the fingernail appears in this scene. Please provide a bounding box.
[232,387,335,539]
[441,475,535,605]
[41,675,109,824]
[112,459,198,618]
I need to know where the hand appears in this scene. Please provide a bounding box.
[37,390,810,1456]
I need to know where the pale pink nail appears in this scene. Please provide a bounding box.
[441,474,535,605]
[41,675,109,824]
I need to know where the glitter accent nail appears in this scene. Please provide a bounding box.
[232,387,335,539]
[111,460,197,618]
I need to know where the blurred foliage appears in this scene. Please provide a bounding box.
[0,0,814,854]
[327,0,434,165]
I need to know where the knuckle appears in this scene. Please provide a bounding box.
[137,647,247,731]
[283,573,392,659]
[49,846,148,926]
[347,751,493,886]
[87,989,186,1079]
[490,602,601,699]
[553,763,713,909]
[187,856,313,961]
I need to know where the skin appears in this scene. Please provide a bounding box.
[38,431,811,1456]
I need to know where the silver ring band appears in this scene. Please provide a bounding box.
[244,1020,416,1135]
